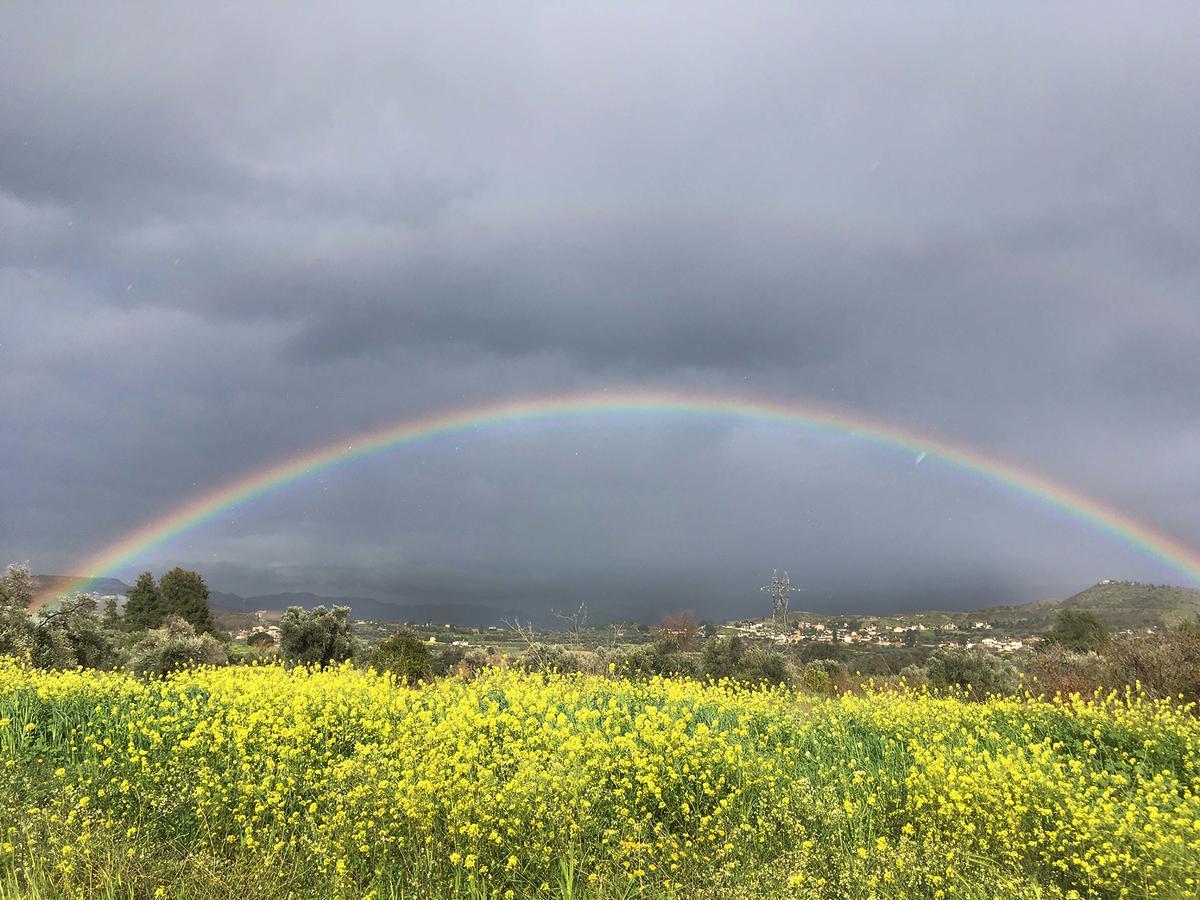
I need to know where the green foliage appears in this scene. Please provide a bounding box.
[123,571,163,630]
[1,566,122,670]
[127,617,229,677]
[798,641,848,664]
[1044,609,1110,652]
[1024,617,1200,703]
[519,642,574,674]
[699,635,791,685]
[278,605,356,667]
[618,638,696,678]
[372,627,433,682]
[431,644,467,677]
[1100,619,1200,702]
[699,634,746,679]
[0,562,33,609]
[32,594,121,670]
[158,567,215,634]
[735,646,791,685]
[1024,645,1106,696]
[924,647,1019,698]
[0,562,35,659]
[457,648,492,676]
[801,658,846,694]
[247,630,275,648]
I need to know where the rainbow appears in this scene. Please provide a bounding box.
[40,389,1200,604]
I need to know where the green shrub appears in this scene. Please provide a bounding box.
[519,642,574,673]
[1024,645,1106,697]
[700,635,747,679]
[1103,620,1200,702]
[373,628,433,682]
[924,648,1018,699]
[1043,609,1110,652]
[31,595,122,670]
[801,658,846,694]
[128,617,229,677]
[621,638,696,677]
[735,647,792,685]
[247,630,275,649]
[278,605,356,667]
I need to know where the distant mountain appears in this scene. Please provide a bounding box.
[962,581,1200,631]
[210,590,519,627]
[33,577,517,627]
[31,575,133,611]
[209,590,386,616]
[36,573,1198,633]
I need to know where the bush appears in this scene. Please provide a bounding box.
[1103,621,1200,702]
[1024,645,1106,697]
[700,635,747,680]
[518,642,573,673]
[698,636,792,685]
[801,658,846,695]
[431,644,467,677]
[799,642,849,664]
[1025,618,1200,703]
[128,617,229,677]
[736,646,792,685]
[1044,610,1110,652]
[567,649,608,676]
[0,562,35,659]
[457,648,492,677]
[372,627,433,683]
[278,605,356,667]
[31,595,121,670]
[620,639,696,678]
[924,648,1018,699]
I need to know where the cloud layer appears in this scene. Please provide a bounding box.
[3,2,1199,618]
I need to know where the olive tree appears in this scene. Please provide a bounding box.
[278,605,357,666]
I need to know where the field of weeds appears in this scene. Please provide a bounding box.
[1,661,1198,898]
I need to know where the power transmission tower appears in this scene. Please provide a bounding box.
[760,569,802,630]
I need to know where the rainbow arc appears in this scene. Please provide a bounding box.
[39,390,1200,605]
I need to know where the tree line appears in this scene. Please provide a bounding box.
[4,561,1200,704]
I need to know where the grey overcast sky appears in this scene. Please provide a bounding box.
[3,2,1199,619]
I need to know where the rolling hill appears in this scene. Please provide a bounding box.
[958,581,1200,632]
[32,577,517,627]
[208,591,520,627]
[31,574,1200,633]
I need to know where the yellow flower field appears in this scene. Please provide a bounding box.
[1,661,1198,898]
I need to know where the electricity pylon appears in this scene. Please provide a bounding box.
[760,569,802,630]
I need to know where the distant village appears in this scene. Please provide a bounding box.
[733,618,1035,653]
[86,575,1173,662]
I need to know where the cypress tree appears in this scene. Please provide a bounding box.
[123,571,162,630]
[158,567,215,634]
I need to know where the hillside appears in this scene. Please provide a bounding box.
[1059,580,1200,627]
[31,576,516,627]
[210,591,519,627]
[954,581,1200,632]
[30,575,133,612]
[31,574,1200,633]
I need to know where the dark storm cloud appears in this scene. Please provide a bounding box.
[3,2,1200,617]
